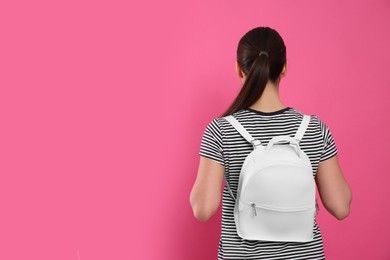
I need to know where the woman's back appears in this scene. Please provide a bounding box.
[199,106,337,259]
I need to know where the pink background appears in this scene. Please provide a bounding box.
[1,0,389,259]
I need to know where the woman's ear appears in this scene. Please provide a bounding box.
[280,60,288,78]
[235,60,244,79]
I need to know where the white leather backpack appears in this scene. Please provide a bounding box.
[223,114,318,242]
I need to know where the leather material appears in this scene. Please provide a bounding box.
[224,114,316,242]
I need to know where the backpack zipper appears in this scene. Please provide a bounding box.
[249,202,314,217]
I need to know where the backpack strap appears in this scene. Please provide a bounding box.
[294,114,311,142]
[224,115,262,148]
[294,114,320,217]
[223,115,262,201]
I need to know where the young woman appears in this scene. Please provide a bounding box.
[189,26,352,259]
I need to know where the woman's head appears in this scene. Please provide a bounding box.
[221,27,287,117]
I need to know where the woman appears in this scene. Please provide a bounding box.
[189,26,352,259]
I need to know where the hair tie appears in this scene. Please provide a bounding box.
[259,51,269,57]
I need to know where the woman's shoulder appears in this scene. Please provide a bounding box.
[290,108,333,134]
[210,107,329,130]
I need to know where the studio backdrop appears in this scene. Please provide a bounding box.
[1,0,389,259]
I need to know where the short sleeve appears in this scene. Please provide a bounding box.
[199,118,224,166]
[319,119,338,163]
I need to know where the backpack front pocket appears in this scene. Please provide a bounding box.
[235,202,315,242]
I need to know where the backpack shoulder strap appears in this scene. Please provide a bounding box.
[224,115,262,146]
[294,114,311,141]
[223,115,260,202]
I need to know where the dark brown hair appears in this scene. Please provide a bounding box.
[220,27,286,117]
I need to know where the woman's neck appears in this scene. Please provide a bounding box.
[248,81,287,112]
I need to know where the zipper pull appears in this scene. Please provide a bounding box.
[250,203,257,216]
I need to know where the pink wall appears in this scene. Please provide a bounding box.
[1,0,389,259]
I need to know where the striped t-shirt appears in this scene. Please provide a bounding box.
[199,106,338,260]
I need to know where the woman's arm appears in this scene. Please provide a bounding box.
[315,154,352,220]
[189,156,224,222]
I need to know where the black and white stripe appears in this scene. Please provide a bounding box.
[199,107,338,260]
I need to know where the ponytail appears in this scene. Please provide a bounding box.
[220,53,270,117]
